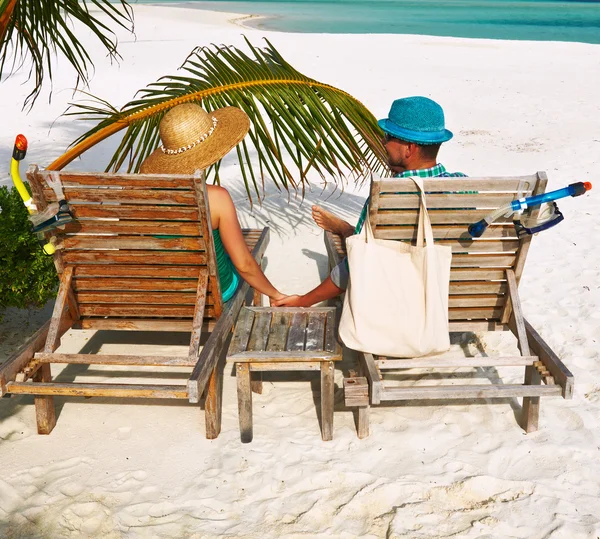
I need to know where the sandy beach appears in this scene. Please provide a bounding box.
[1,3,600,537]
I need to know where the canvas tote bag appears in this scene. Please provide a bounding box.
[339,176,452,357]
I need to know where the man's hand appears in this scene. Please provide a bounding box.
[271,295,308,307]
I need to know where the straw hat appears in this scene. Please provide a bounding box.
[140,103,250,174]
[378,96,453,145]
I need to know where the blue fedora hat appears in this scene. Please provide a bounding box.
[378,96,453,144]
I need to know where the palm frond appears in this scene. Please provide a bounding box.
[0,0,134,109]
[50,37,388,198]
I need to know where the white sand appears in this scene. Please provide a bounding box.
[1,4,600,537]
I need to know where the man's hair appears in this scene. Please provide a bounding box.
[417,143,441,160]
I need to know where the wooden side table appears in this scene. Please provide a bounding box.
[227,306,342,443]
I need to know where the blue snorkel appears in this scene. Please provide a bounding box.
[468,182,592,238]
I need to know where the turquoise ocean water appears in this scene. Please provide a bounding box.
[139,0,600,43]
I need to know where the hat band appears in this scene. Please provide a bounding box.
[378,119,453,144]
[161,116,218,155]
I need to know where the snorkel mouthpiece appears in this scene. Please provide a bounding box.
[468,219,488,238]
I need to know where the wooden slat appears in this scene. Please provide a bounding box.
[43,187,196,205]
[377,178,536,193]
[35,353,196,366]
[74,278,199,292]
[373,224,516,240]
[76,292,200,305]
[449,321,507,332]
[229,308,256,356]
[71,205,199,221]
[448,307,503,320]
[230,351,340,363]
[373,237,520,253]
[249,362,321,371]
[35,170,196,189]
[450,254,516,268]
[375,209,513,225]
[76,319,197,331]
[286,311,308,351]
[376,356,538,369]
[247,311,271,352]
[63,221,201,236]
[380,384,562,401]
[74,265,202,278]
[266,311,291,352]
[305,312,326,351]
[63,251,206,265]
[378,193,519,209]
[6,382,188,399]
[78,305,207,318]
[62,236,205,251]
[449,295,506,308]
[450,268,507,281]
[449,282,507,294]
[323,308,339,354]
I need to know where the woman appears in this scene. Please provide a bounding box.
[140,103,285,304]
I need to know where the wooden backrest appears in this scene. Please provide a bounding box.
[369,173,547,324]
[27,166,223,327]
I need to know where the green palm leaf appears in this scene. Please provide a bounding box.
[51,37,388,199]
[0,0,134,109]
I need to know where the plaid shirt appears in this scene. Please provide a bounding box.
[354,163,467,233]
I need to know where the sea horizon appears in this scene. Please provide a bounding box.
[134,0,600,44]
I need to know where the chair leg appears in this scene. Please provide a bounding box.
[236,363,253,443]
[357,406,370,439]
[320,361,334,441]
[33,364,56,435]
[204,364,222,439]
[356,362,370,438]
[251,373,263,395]
[522,366,541,433]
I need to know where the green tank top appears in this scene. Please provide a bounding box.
[213,229,240,302]
[153,229,239,302]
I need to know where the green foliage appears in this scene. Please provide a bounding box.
[62,38,387,200]
[0,0,134,109]
[0,185,58,310]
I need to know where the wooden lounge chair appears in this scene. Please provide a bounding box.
[326,173,574,438]
[0,166,269,438]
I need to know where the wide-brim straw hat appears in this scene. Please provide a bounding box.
[140,103,250,174]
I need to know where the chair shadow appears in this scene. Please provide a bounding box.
[301,248,331,280]
[369,331,523,425]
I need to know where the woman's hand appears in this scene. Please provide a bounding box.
[271,294,308,307]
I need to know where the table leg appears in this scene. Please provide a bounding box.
[236,363,253,443]
[320,361,334,441]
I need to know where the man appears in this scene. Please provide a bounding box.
[273,96,465,307]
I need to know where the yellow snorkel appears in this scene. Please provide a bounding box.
[10,135,58,255]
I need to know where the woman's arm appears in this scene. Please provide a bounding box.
[208,186,285,303]
[272,276,343,307]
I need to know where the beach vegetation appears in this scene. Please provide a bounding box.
[0,185,58,311]
[0,0,134,109]
[48,38,387,200]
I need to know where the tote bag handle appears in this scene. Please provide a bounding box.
[364,176,435,247]
[411,177,435,248]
